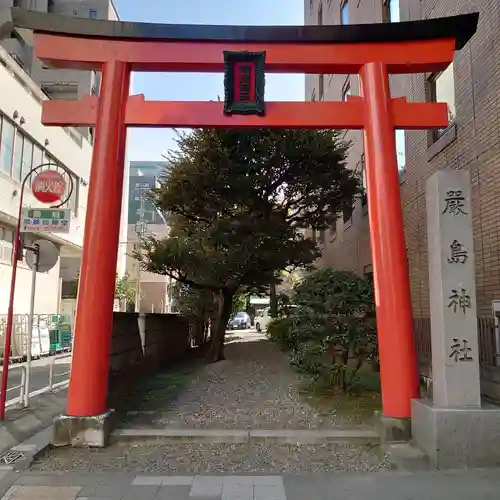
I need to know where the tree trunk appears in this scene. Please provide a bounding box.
[205,291,234,363]
[270,280,278,318]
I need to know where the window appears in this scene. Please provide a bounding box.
[318,2,323,25]
[343,204,353,226]
[340,0,349,24]
[363,265,373,285]
[342,79,351,101]
[0,226,14,262]
[88,9,98,19]
[360,154,368,207]
[52,163,79,215]
[427,63,456,142]
[395,129,406,171]
[383,0,400,23]
[12,132,23,181]
[0,112,79,213]
[0,117,14,175]
[319,75,324,101]
[32,144,43,170]
[21,137,33,181]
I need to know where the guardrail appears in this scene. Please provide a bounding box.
[3,352,71,410]
[48,353,72,391]
[4,364,26,408]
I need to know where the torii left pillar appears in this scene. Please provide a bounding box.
[53,60,131,447]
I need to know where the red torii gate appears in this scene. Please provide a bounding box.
[1,8,478,439]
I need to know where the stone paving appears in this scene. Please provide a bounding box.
[2,469,500,500]
[30,441,392,473]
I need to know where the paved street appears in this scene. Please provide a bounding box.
[1,469,500,500]
[0,354,71,404]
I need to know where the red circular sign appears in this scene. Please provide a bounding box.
[31,170,67,204]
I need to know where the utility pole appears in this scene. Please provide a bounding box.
[134,188,147,312]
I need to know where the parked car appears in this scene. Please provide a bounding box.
[255,305,297,332]
[228,311,251,330]
[254,308,272,333]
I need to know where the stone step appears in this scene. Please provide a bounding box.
[111,427,380,445]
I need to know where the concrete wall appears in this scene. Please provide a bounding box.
[107,312,191,404]
[109,313,190,373]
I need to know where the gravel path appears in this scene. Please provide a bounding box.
[31,331,390,473]
[31,442,395,473]
[123,331,350,430]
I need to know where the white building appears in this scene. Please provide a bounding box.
[0,0,130,326]
[0,43,92,315]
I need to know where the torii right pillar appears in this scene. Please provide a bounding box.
[360,60,419,441]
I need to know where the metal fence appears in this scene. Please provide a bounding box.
[414,316,499,367]
[0,313,73,362]
[4,352,71,409]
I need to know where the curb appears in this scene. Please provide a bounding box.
[0,426,53,472]
[111,428,381,445]
[0,388,67,459]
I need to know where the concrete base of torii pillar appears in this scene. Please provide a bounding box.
[411,169,500,469]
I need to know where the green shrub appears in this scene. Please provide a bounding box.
[266,316,295,351]
[286,268,377,394]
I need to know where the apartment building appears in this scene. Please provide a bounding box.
[0,1,130,322]
[305,0,500,317]
[125,161,174,313]
[0,42,92,315]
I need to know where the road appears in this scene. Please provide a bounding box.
[0,354,71,404]
[1,330,254,405]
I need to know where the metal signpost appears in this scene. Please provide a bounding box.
[0,163,73,420]
[23,240,60,407]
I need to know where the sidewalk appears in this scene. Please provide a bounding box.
[0,388,67,456]
[1,469,500,499]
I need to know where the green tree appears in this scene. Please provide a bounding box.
[137,128,360,362]
[114,273,137,309]
[64,272,136,311]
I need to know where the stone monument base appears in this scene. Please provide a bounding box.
[412,399,500,469]
[52,409,115,448]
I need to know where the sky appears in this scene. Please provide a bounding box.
[114,0,305,162]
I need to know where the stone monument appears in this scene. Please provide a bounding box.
[412,168,500,469]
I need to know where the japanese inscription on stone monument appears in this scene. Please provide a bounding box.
[442,187,473,361]
[449,338,473,362]
[442,189,468,216]
[426,169,481,407]
[448,239,469,264]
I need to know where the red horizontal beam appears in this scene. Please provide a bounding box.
[34,33,455,74]
[41,95,448,130]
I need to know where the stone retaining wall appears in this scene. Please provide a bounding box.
[107,312,191,405]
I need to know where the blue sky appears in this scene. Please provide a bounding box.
[115,0,305,161]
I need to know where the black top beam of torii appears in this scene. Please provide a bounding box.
[0,7,478,50]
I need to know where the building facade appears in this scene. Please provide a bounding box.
[125,161,174,313]
[1,0,119,140]
[0,42,92,315]
[305,0,500,317]
[0,1,130,325]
